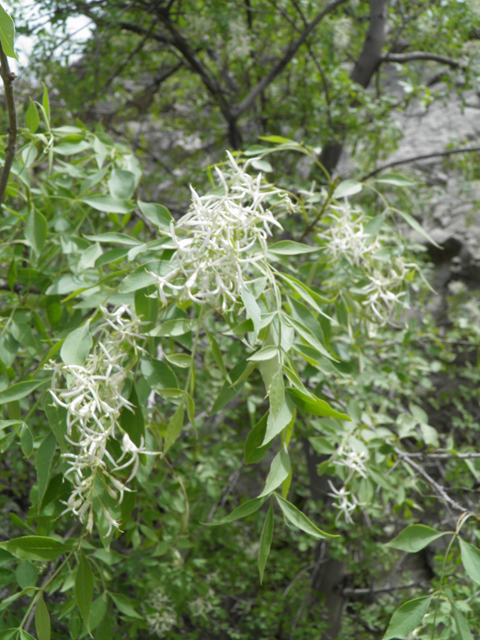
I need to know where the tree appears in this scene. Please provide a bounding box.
[1,3,480,640]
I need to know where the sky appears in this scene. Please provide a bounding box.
[4,1,92,72]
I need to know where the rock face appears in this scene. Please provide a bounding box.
[383,85,480,296]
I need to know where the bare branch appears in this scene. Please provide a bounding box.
[233,0,350,118]
[382,51,467,70]
[393,445,466,512]
[0,43,17,210]
[361,145,480,180]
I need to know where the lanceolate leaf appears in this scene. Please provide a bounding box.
[60,320,92,366]
[386,525,448,553]
[0,536,66,561]
[206,496,267,526]
[452,603,475,640]
[259,448,291,497]
[459,538,480,584]
[35,593,51,640]
[36,432,57,511]
[0,4,18,59]
[286,388,350,421]
[274,494,338,539]
[258,499,274,583]
[382,596,432,640]
[163,402,184,454]
[75,552,94,633]
[0,379,48,405]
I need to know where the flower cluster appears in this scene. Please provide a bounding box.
[145,590,177,638]
[317,201,380,267]
[149,152,282,310]
[335,446,368,481]
[327,481,362,524]
[318,200,413,325]
[47,306,157,534]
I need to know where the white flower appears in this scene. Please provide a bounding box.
[318,201,380,267]
[361,259,411,324]
[327,480,359,524]
[145,590,177,638]
[113,433,159,482]
[335,447,368,480]
[46,307,159,533]
[148,151,283,310]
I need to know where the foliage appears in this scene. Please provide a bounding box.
[0,3,480,640]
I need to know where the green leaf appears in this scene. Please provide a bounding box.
[0,630,18,640]
[119,266,158,293]
[333,180,362,198]
[395,208,441,248]
[385,525,448,553]
[119,385,145,447]
[19,424,33,458]
[150,318,194,337]
[259,135,295,144]
[44,401,68,454]
[459,538,480,584]
[209,360,251,415]
[247,346,279,362]
[275,494,338,539]
[206,496,267,525]
[15,560,38,589]
[374,172,416,186]
[76,552,94,633]
[251,159,273,172]
[0,5,17,59]
[138,201,173,231]
[164,353,192,368]
[108,592,143,619]
[242,286,261,336]
[452,603,475,640]
[25,99,40,133]
[36,432,57,512]
[258,499,274,584]
[108,169,136,200]
[244,413,271,464]
[0,536,66,561]
[81,196,134,214]
[259,448,291,497]
[84,232,141,246]
[205,330,229,381]
[268,369,285,418]
[382,596,432,640]
[141,356,178,390]
[283,315,335,360]
[42,83,50,123]
[262,397,295,445]
[61,320,92,366]
[0,379,47,405]
[268,241,319,256]
[134,286,158,331]
[35,593,51,640]
[286,388,350,420]
[163,402,184,454]
[25,210,47,255]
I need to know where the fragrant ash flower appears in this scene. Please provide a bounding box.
[335,447,368,480]
[46,307,158,533]
[327,480,360,524]
[318,201,380,267]
[361,259,410,324]
[145,590,177,638]
[149,151,283,310]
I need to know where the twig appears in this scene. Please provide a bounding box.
[382,51,467,70]
[342,581,423,597]
[393,445,466,512]
[0,42,17,209]
[361,145,480,181]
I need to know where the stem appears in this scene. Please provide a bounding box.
[431,534,456,639]
[0,42,17,209]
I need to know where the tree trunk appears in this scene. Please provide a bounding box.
[319,0,388,175]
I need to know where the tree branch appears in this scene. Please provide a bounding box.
[382,51,467,70]
[0,43,17,210]
[361,145,480,180]
[233,0,350,118]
